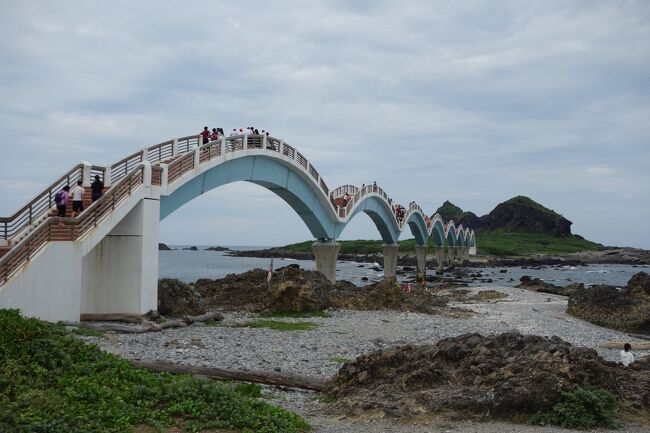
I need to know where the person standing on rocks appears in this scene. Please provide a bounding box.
[621,343,635,367]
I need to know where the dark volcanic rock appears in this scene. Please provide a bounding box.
[456,211,480,229]
[204,246,230,252]
[325,332,650,421]
[477,196,572,236]
[182,246,199,251]
[517,277,583,297]
[158,278,206,316]
[567,272,650,334]
[266,266,331,312]
[158,243,171,251]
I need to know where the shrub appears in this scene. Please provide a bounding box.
[529,386,618,429]
[0,308,310,433]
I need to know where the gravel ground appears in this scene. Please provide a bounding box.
[86,286,650,432]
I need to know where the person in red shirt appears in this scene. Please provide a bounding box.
[200,126,209,144]
[210,128,219,141]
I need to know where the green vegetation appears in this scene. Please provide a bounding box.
[0,308,309,433]
[68,325,106,337]
[314,394,336,403]
[476,230,606,256]
[435,200,463,221]
[505,195,562,218]
[329,357,353,363]
[237,319,318,331]
[261,309,331,318]
[203,319,224,327]
[529,386,618,429]
[281,238,438,255]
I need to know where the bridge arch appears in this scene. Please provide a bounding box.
[342,194,399,244]
[404,211,429,246]
[160,154,339,240]
[429,216,446,247]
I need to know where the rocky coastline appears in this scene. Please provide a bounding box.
[227,246,650,266]
[85,275,650,432]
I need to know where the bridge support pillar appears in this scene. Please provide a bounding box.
[415,245,427,280]
[435,247,444,274]
[382,244,399,280]
[446,246,454,265]
[312,240,340,283]
[469,246,476,256]
[81,198,159,315]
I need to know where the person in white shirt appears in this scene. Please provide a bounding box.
[620,343,635,367]
[230,128,238,137]
[70,180,85,218]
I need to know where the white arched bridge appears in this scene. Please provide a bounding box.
[0,133,475,322]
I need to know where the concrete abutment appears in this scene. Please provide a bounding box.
[382,243,399,280]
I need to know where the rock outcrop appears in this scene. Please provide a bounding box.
[477,196,572,236]
[434,200,464,222]
[158,243,171,251]
[325,332,650,421]
[158,278,206,316]
[567,272,650,334]
[517,276,583,297]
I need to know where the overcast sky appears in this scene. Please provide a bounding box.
[1,1,649,248]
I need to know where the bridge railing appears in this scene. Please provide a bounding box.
[0,164,85,241]
[0,165,146,285]
[111,151,145,184]
[167,152,195,184]
[147,139,174,164]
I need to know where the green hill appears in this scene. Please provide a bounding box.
[435,200,463,221]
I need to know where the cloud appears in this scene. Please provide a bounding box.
[0,0,649,248]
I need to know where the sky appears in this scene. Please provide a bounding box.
[0,1,649,248]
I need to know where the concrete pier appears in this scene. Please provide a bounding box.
[435,247,444,274]
[382,243,399,280]
[415,245,427,280]
[312,240,340,283]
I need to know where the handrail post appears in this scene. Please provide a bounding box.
[159,163,169,189]
[103,165,112,188]
[220,137,226,157]
[243,134,248,150]
[81,161,92,187]
[141,147,148,163]
[172,139,178,157]
[143,161,152,187]
[279,140,284,155]
[262,134,268,149]
[193,147,200,170]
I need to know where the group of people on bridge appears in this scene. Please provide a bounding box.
[200,126,271,145]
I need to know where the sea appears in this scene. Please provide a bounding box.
[159,246,649,287]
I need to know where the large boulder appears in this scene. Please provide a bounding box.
[158,278,206,317]
[265,266,331,312]
[567,272,650,334]
[325,332,650,421]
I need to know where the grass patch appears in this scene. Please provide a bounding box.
[329,357,353,363]
[314,394,336,403]
[237,319,318,331]
[476,230,607,256]
[203,319,224,327]
[529,386,618,429]
[261,310,331,319]
[0,308,310,433]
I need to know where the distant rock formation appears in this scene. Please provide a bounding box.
[182,246,198,251]
[436,195,573,236]
[434,200,464,222]
[158,243,172,251]
[478,196,572,236]
[204,246,230,252]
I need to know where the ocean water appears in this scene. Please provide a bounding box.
[158,246,649,287]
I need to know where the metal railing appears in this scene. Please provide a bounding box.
[0,164,84,240]
[0,166,145,284]
[147,140,174,164]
